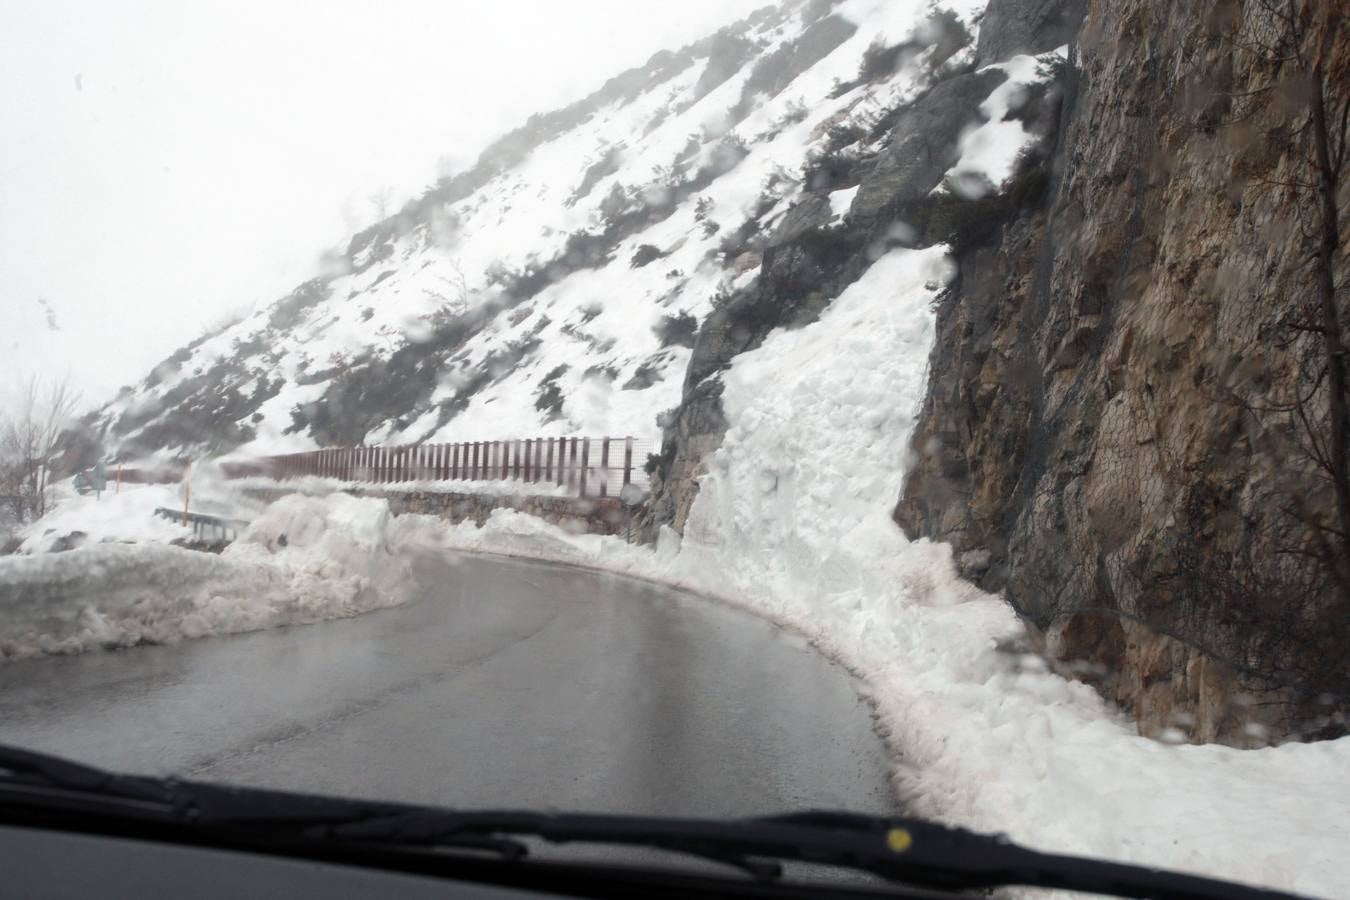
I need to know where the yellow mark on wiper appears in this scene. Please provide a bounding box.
[885,828,912,853]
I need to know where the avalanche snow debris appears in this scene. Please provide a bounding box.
[939,46,1067,197]
[0,494,411,660]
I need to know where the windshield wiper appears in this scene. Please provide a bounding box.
[0,743,1313,900]
[0,742,532,858]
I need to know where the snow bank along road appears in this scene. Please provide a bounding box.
[0,550,896,816]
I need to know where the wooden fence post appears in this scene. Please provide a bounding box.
[580,438,591,497]
[599,438,610,497]
[569,438,579,491]
[623,436,634,487]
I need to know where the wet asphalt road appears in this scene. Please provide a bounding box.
[0,551,896,816]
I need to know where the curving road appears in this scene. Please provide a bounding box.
[0,551,896,817]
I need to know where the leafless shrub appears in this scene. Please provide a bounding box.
[0,374,82,525]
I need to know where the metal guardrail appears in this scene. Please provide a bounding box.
[155,508,251,543]
[122,435,654,499]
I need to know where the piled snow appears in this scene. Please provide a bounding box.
[17,483,194,554]
[942,47,1066,197]
[827,185,861,221]
[0,494,410,660]
[391,246,1350,899]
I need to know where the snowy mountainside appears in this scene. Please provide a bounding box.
[90,0,1021,463]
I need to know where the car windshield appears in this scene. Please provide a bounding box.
[1,1,1347,897]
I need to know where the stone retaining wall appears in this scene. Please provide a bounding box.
[357,489,633,536]
[241,487,636,537]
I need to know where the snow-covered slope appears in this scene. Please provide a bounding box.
[89,0,1025,464]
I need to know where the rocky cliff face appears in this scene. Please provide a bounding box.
[897,0,1349,743]
[648,0,1348,744]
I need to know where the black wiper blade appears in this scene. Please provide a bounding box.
[325,808,1312,900]
[0,743,535,859]
[0,743,170,806]
[328,808,787,881]
[0,743,1316,899]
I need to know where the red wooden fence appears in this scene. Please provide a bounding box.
[123,437,649,499]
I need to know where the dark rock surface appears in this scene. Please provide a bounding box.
[897,0,1349,742]
[974,0,1084,66]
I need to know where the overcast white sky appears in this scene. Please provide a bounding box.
[0,0,770,408]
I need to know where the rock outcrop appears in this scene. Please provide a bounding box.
[647,0,1348,744]
[897,0,1349,743]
